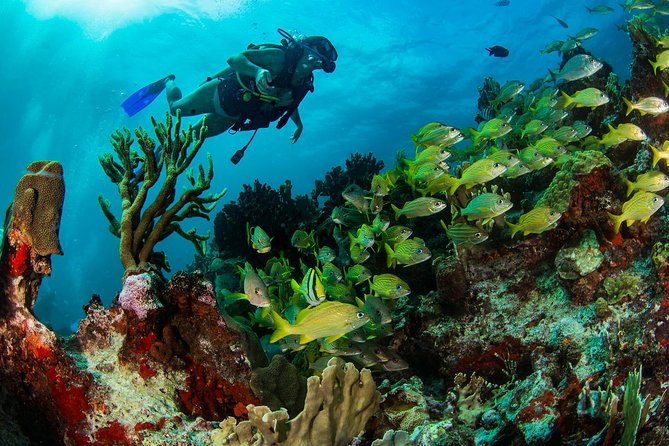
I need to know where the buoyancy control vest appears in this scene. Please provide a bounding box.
[228,42,314,132]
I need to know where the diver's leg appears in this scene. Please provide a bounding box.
[193,114,236,138]
[166,79,219,117]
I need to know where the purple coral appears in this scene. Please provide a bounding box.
[118,273,162,320]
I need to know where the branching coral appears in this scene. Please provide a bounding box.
[98,111,226,272]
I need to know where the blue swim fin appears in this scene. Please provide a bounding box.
[121,75,174,117]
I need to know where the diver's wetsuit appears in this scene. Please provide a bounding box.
[215,46,314,131]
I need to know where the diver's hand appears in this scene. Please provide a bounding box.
[290,126,303,144]
[255,69,272,94]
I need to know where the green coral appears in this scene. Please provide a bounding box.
[602,272,642,304]
[98,111,227,272]
[537,150,612,212]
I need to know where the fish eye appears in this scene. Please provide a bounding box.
[497,199,504,204]
[356,311,366,319]
[550,211,556,216]
[475,232,482,238]
[654,197,660,202]
[416,249,423,255]
[494,163,501,168]
[395,284,403,290]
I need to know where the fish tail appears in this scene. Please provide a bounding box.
[269,310,294,343]
[651,145,661,167]
[505,218,521,238]
[560,91,573,108]
[607,212,623,234]
[448,178,462,196]
[384,243,397,268]
[548,68,557,84]
[246,222,252,246]
[291,278,300,293]
[391,204,401,220]
[650,58,659,75]
[623,97,634,116]
[624,178,635,197]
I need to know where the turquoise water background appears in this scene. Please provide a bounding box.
[0,0,629,331]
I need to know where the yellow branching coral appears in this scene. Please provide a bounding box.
[98,111,227,272]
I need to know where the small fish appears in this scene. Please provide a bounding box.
[624,171,669,196]
[291,229,315,250]
[418,174,457,196]
[391,197,447,219]
[496,0,510,5]
[522,119,549,138]
[247,223,272,254]
[381,225,413,245]
[326,282,356,302]
[623,97,669,117]
[549,126,580,143]
[560,38,580,53]
[385,238,432,268]
[341,183,369,214]
[532,137,567,159]
[649,50,669,75]
[502,162,532,179]
[319,338,362,356]
[572,121,593,139]
[316,246,337,265]
[412,123,463,147]
[449,159,507,195]
[457,193,513,224]
[409,161,447,184]
[345,264,372,285]
[550,54,603,83]
[506,207,562,238]
[348,224,376,249]
[487,149,520,167]
[561,88,609,109]
[350,244,371,264]
[412,144,453,166]
[320,262,343,285]
[370,174,391,196]
[471,118,513,144]
[269,301,370,344]
[241,262,271,307]
[370,213,390,234]
[586,5,614,14]
[291,268,326,306]
[441,221,489,246]
[486,45,509,57]
[551,15,569,28]
[540,40,564,55]
[370,274,411,299]
[491,81,525,108]
[608,191,665,233]
[624,0,656,12]
[359,295,393,325]
[610,123,647,141]
[571,27,599,41]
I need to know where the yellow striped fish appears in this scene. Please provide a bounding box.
[269,301,370,344]
[370,273,411,299]
[608,191,665,233]
[449,159,507,195]
[291,268,326,306]
[506,206,562,238]
[624,171,669,196]
[441,222,489,246]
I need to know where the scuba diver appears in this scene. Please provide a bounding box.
[121,29,338,164]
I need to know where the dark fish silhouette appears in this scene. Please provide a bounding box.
[551,15,569,28]
[496,0,510,5]
[485,45,509,57]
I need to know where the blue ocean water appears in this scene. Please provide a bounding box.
[0,0,629,332]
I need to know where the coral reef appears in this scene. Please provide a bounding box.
[210,357,380,446]
[98,111,226,272]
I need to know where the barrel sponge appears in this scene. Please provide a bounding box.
[12,161,65,256]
